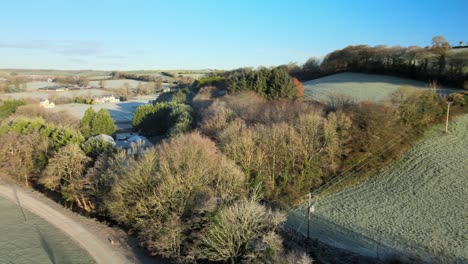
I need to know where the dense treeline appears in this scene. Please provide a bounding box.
[53,76,90,86]
[0,117,85,187]
[287,36,468,88]
[133,88,193,136]
[111,71,164,82]
[226,68,299,99]
[132,102,192,136]
[201,67,303,99]
[0,105,117,193]
[110,71,194,89]
[102,133,308,263]
[0,101,312,263]
[80,107,117,138]
[193,87,468,205]
[321,46,467,88]
[0,76,30,93]
[193,76,226,89]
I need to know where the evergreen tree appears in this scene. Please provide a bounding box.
[90,109,117,136]
[225,68,295,99]
[81,107,95,138]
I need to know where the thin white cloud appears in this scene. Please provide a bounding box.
[0,40,121,58]
[69,58,88,64]
[98,55,126,59]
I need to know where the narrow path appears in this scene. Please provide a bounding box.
[0,184,129,264]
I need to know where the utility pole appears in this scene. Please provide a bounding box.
[446,101,453,134]
[306,193,314,240]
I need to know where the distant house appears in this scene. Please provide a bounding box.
[93,95,120,104]
[162,83,171,92]
[39,85,66,91]
[39,99,55,108]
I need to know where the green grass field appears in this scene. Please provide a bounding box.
[287,114,468,261]
[303,72,460,103]
[0,196,94,264]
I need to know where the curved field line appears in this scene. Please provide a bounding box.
[0,184,130,264]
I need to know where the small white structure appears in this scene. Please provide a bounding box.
[39,99,55,108]
[93,95,120,104]
[102,95,119,103]
[162,83,171,92]
[47,78,53,82]
[90,134,116,146]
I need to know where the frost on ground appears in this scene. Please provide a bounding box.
[52,96,155,129]
[303,72,460,103]
[287,115,468,262]
[0,196,95,264]
[88,79,147,89]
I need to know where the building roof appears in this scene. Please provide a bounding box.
[114,134,152,150]
[91,134,116,146]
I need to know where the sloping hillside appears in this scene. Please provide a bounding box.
[303,72,460,103]
[287,115,468,262]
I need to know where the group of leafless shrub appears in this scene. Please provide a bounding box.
[0,102,313,263]
[1,83,467,263]
[193,87,467,205]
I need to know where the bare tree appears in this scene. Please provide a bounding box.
[432,35,450,48]
[193,196,286,263]
[40,143,92,211]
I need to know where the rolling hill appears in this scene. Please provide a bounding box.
[287,114,468,262]
[303,72,460,103]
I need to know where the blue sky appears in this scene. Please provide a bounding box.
[1,0,467,70]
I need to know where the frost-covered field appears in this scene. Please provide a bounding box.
[88,79,147,89]
[303,73,460,103]
[52,95,156,129]
[24,81,59,91]
[1,89,109,100]
[0,196,94,264]
[287,115,468,261]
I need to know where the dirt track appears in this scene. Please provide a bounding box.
[0,184,129,264]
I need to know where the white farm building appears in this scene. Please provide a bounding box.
[39,99,55,108]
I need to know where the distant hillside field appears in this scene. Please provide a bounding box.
[88,79,148,89]
[2,89,108,100]
[287,115,468,261]
[24,81,59,91]
[303,72,460,103]
[0,69,110,77]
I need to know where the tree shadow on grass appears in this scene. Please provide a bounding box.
[287,210,467,263]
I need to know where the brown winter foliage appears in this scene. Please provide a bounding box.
[98,132,311,263]
[292,77,305,98]
[194,87,465,206]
